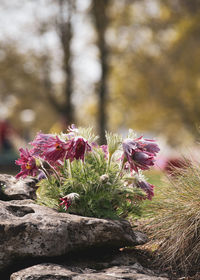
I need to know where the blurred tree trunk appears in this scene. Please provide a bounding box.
[91,0,110,144]
[58,0,74,125]
[42,0,75,127]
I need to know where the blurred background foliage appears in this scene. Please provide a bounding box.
[1,0,200,151]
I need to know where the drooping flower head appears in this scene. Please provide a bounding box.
[31,133,68,162]
[59,193,80,211]
[122,137,159,173]
[42,135,69,162]
[100,174,109,183]
[59,197,71,210]
[30,132,53,157]
[15,148,38,179]
[136,180,155,200]
[66,136,91,161]
[133,136,160,155]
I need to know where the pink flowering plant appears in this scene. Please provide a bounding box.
[15,126,160,219]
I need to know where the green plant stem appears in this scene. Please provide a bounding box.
[63,158,67,175]
[39,167,50,183]
[80,160,87,192]
[91,150,99,165]
[67,159,73,179]
[106,153,112,173]
[47,162,61,186]
[114,160,125,183]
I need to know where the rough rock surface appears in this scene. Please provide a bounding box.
[0,174,168,279]
[0,174,37,200]
[0,199,147,271]
[10,263,169,280]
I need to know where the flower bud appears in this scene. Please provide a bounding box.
[100,174,109,183]
[65,192,80,202]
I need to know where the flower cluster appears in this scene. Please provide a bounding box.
[30,132,90,163]
[16,132,91,178]
[15,126,160,217]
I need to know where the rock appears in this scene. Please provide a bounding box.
[0,174,162,279]
[10,263,169,280]
[0,174,37,200]
[103,266,168,279]
[0,199,147,271]
[10,264,76,280]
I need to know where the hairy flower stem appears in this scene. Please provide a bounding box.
[47,162,61,186]
[67,159,73,180]
[114,161,125,184]
[78,160,87,192]
[39,162,59,186]
[39,167,50,182]
[106,153,112,173]
[63,152,69,176]
[91,150,99,165]
[40,159,61,186]
[80,160,87,185]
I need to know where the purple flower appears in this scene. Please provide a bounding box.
[59,197,72,210]
[59,193,80,211]
[122,138,158,172]
[65,137,91,161]
[15,148,38,179]
[134,136,160,155]
[91,142,99,148]
[42,136,68,162]
[136,180,155,200]
[132,151,155,171]
[100,145,108,158]
[30,132,54,157]
[31,133,68,162]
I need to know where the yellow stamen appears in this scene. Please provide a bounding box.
[26,163,32,170]
[55,143,62,150]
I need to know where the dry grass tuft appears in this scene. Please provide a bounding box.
[143,160,200,276]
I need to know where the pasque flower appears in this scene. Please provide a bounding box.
[15,148,38,179]
[59,193,80,210]
[136,180,155,200]
[122,137,159,172]
[31,133,68,162]
[42,136,69,162]
[132,151,154,170]
[65,136,91,161]
[59,196,71,210]
[30,132,52,157]
[134,136,160,155]
[31,132,91,163]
